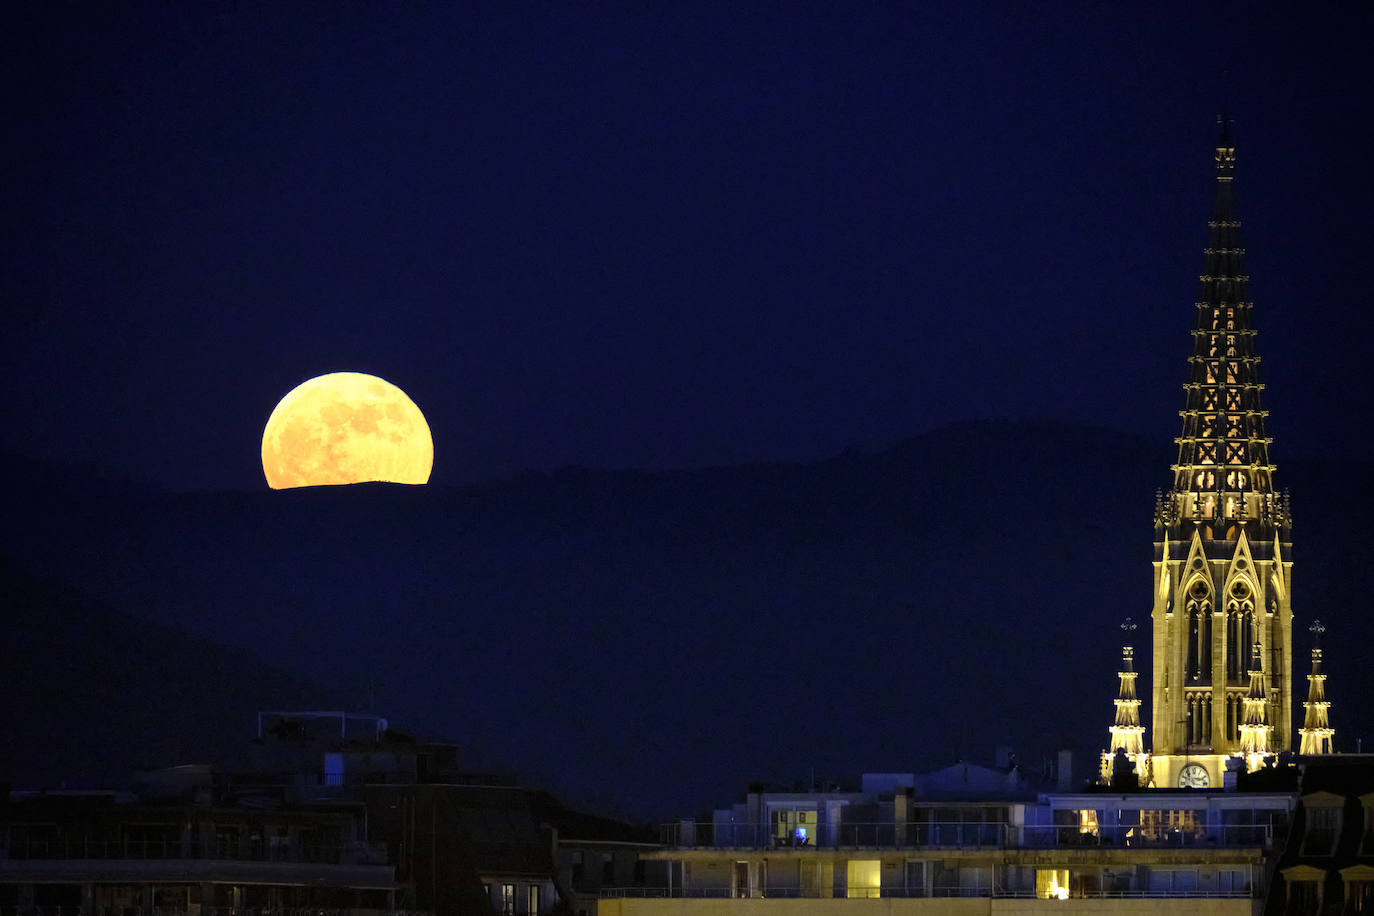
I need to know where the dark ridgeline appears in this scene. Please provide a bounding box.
[0,556,344,787]
[2,419,1371,818]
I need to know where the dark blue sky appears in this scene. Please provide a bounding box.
[5,3,1372,491]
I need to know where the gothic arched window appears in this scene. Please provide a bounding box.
[1186,580,1212,683]
[1225,581,1255,683]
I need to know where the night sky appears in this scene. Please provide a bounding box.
[4,3,1374,813]
[6,3,1371,490]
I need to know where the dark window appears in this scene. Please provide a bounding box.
[1289,880,1320,915]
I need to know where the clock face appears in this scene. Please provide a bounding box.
[1178,764,1209,788]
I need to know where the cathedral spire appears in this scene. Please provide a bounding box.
[1162,115,1279,534]
[1238,639,1272,760]
[1299,620,1334,755]
[1149,118,1296,788]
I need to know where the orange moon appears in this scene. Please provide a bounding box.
[261,372,433,489]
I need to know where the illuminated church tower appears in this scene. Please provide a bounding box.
[1148,119,1295,789]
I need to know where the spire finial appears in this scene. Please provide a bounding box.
[1215,108,1236,182]
[1309,619,1325,647]
[1121,617,1137,635]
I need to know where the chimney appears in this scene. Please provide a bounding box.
[1056,750,1074,792]
[746,789,762,844]
[894,787,910,846]
[1223,756,1244,792]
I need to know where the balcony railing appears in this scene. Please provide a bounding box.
[0,910,426,916]
[1,840,389,866]
[597,886,1256,900]
[659,821,1271,850]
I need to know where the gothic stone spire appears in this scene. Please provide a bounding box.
[1300,620,1334,755]
[1111,619,1145,755]
[1149,118,1296,787]
[1162,115,1281,538]
[1101,618,1151,785]
[1239,639,1272,758]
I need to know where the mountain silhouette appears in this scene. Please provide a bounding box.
[0,557,343,788]
[3,419,1371,817]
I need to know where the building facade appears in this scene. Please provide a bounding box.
[0,766,399,916]
[595,769,1292,914]
[1266,756,1374,915]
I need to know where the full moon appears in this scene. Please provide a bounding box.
[261,372,433,489]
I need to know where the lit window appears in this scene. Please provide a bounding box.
[1139,809,1201,841]
[1036,868,1070,899]
[847,859,881,898]
[771,808,817,846]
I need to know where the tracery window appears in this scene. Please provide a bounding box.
[1185,691,1212,745]
[1186,581,1212,683]
[1225,582,1255,684]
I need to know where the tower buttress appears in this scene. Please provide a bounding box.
[1101,619,1151,784]
[1238,639,1272,762]
[1299,620,1334,755]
